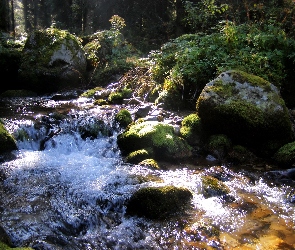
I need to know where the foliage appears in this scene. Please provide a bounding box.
[84,16,142,86]
[184,0,229,33]
[149,22,295,109]
[0,241,33,250]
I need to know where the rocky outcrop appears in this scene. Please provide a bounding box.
[196,70,294,156]
[19,28,87,93]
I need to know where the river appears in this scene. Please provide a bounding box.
[0,93,294,249]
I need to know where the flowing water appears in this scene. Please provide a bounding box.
[0,93,294,249]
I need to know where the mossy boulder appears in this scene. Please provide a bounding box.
[273,141,295,168]
[117,121,192,161]
[126,185,193,219]
[196,70,294,156]
[19,28,86,93]
[0,122,17,154]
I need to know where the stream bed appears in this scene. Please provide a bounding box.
[0,93,294,249]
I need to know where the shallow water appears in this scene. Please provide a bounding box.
[0,94,294,249]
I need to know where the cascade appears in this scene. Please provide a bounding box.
[0,94,294,249]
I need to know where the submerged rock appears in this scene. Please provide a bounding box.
[126,185,193,219]
[196,70,294,156]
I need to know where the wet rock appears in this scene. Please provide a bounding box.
[196,70,294,157]
[117,121,192,161]
[126,185,193,219]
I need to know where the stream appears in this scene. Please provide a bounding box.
[0,93,294,249]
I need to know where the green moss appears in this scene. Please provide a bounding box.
[117,121,192,160]
[0,123,17,153]
[273,141,295,167]
[126,185,193,219]
[108,88,132,104]
[201,175,230,198]
[231,70,271,90]
[80,87,103,98]
[114,109,132,128]
[126,149,152,164]
[94,99,109,105]
[180,114,202,145]
[138,158,160,169]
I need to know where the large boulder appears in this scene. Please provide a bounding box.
[196,70,294,156]
[19,28,87,93]
[117,121,192,161]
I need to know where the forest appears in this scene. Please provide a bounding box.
[1,0,295,108]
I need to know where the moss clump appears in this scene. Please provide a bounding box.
[273,141,295,167]
[80,87,103,98]
[201,175,230,198]
[231,70,271,90]
[117,121,192,160]
[125,149,152,164]
[180,113,202,145]
[114,109,132,128]
[126,185,192,219]
[0,122,17,153]
[138,158,160,169]
[108,87,132,104]
[94,99,109,105]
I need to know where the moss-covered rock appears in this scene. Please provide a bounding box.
[19,28,86,93]
[125,149,152,164]
[114,109,132,128]
[201,175,230,198]
[138,158,160,169]
[196,70,294,156]
[273,141,295,168]
[0,122,17,154]
[117,121,192,161]
[180,113,203,145]
[126,185,192,219]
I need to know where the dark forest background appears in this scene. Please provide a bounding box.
[1,0,295,52]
